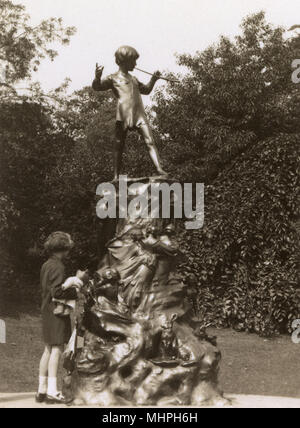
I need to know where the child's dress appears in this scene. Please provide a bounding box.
[40,255,77,346]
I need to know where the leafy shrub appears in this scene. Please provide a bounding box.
[178,133,299,336]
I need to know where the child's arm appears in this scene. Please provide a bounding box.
[138,71,161,95]
[49,265,79,301]
[92,63,113,91]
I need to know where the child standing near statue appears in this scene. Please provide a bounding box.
[92,45,168,180]
[36,232,85,404]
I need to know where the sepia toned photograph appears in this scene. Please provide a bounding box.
[0,0,299,411]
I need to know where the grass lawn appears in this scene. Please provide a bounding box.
[0,315,299,398]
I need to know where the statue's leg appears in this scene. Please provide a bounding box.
[137,123,167,176]
[114,122,127,181]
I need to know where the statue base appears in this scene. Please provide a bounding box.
[64,177,227,406]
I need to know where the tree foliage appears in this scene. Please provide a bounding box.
[154,12,299,182]
[0,0,76,98]
[0,0,76,310]
[153,12,300,335]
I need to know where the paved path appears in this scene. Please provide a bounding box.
[0,392,299,408]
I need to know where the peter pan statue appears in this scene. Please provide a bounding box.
[92,45,168,180]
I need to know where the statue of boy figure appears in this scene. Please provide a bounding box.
[92,46,168,180]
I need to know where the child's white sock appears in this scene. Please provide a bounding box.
[38,376,48,394]
[47,377,58,396]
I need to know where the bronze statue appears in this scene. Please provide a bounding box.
[92,46,168,180]
[63,180,228,406]
[61,52,228,406]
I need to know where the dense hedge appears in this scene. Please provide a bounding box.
[178,133,299,336]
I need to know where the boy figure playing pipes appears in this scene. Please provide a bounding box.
[92,45,168,180]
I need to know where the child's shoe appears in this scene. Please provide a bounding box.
[45,392,69,404]
[35,393,46,403]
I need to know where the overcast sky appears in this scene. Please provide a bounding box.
[19,0,299,97]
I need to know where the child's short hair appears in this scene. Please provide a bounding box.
[115,45,139,66]
[44,231,74,254]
